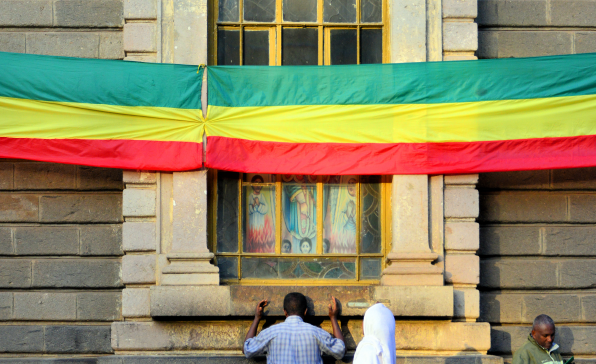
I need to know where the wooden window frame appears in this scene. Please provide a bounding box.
[208,0,389,65]
[208,171,392,285]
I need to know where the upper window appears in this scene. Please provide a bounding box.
[210,172,389,284]
[210,0,386,65]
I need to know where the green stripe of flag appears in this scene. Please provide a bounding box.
[0,52,202,110]
[207,53,596,107]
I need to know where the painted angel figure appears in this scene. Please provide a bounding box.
[246,175,275,253]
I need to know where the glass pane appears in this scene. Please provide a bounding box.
[360,29,382,64]
[243,182,276,253]
[282,28,318,65]
[244,30,269,65]
[242,257,356,279]
[280,258,356,279]
[217,256,239,279]
[360,258,382,279]
[330,29,357,65]
[283,0,317,22]
[324,0,356,23]
[282,182,317,253]
[217,29,240,65]
[323,176,357,254]
[216,171,239,253]
[361,0,382,22]
[244,0,276,22]
[218,0,239,22]
[242,257,280,278]
[360,176,382,253]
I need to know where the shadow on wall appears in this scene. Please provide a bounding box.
[489,326,575,359]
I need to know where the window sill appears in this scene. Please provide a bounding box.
[149,285,453,318]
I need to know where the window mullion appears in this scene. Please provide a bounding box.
[275,176,282,254]
[316,180,324,254]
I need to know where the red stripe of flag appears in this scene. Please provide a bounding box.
[206,135,596,175]
[0,137,202,171]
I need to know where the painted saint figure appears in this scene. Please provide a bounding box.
[324,178,357,254]
[282,177,317,254]
[246,175,275,253]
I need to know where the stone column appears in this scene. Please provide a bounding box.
[442,0,478,61]
[123,0,160,63]
[161,170,219,285]
[381,175,443,285]
[121,171,159,319]
[444,175,480,321]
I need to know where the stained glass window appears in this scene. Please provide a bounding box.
[212,0,385,65]
[213,172,387,283]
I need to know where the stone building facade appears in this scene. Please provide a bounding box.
[0,0,595,363]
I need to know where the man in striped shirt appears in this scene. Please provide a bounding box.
[243,292,346,364]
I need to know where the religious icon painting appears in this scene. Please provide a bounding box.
[242,174,276,253]
[323,176,358,254]
[281,175,317,254]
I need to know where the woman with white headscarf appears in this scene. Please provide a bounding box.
[353,303,396,364]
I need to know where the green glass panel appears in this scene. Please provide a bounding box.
[216,171,239,253]
[217,256,239,279]
[360,258,382,279]
[241,257,279,278]
[242,258,356,279]
[360,176,382,253]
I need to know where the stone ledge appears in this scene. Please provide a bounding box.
[98,355,503,364]
[150,285,454,317]
[111,321,491,352]
[0,360,97,363]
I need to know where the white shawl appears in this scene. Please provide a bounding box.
[353,303,396,364]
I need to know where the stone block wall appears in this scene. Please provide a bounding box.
[478,168,596,363]
[0,160,123,360]
[0,0,124,59]
[444,175,481,322]
[477,0,596,58]
[443,0,478,61]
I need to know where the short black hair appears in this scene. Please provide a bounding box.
[533,314,555,329]
[284,292,307,316]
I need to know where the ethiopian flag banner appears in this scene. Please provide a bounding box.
[0,52,203,171]
[206,53,596,175]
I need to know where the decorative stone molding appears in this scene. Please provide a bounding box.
[150,285,454,317]
[160,170,219,285]
[381,175,443,286]
[123,0,159,62]
[121,171,159,319]
[442,0,478,60]
[444,174,480,322]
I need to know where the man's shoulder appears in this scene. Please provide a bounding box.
[513,340,535,359]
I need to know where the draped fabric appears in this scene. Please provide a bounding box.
[0,52,204,171]
[205,53,596,175]
[3,51,596,174]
